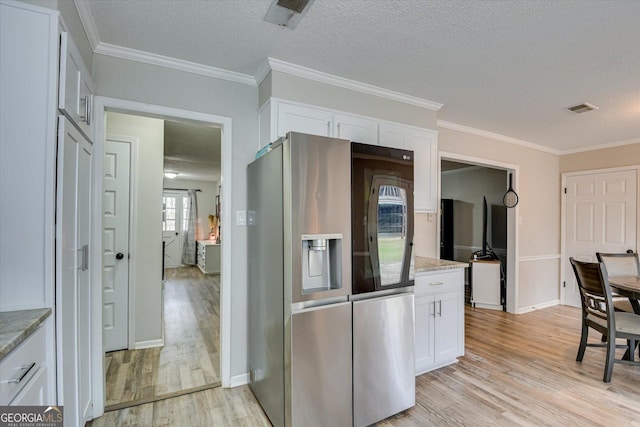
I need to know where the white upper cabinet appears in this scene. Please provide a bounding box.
[276,102,332,139]
[259,99,438,212]
[379,122,438,212]
[59,30,94,140]
[333,113,378,145]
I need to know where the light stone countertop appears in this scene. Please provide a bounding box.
[415,256,468,273]
[0,308,51,361]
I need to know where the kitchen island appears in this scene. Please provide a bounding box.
[414,257,467,375]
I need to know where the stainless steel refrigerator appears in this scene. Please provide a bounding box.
[248,132,353,427]
[248,133,415,427]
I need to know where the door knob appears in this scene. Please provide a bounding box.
[116,253,124,260]
[175,232,179,236]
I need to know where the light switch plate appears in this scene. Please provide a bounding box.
[236,210,247,226]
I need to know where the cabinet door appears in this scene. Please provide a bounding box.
[10,367,48,406]
[334,113,378,145]
[415,294,436,374]
[434,290,464,364]
[59,31,94,139]
[379,123,437,212]
[404,130,437,212]
[56,117,93,426]
[276,102,332,139]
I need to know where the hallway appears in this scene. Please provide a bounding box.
[104,267,220,410]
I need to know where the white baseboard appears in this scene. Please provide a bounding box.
[229,373,249,388]
[516,299,560,314]
[133,338,164,350]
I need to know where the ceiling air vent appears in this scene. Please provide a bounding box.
[567,103,599,114]
[264,0,315,29]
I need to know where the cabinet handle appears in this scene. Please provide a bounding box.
[80,95,91,125]
[432,300,436,317]
[86,95,91,126]
[430,281,444,286]
[78,244,89,271]
[437,300,442,317]
[9,362,36,384]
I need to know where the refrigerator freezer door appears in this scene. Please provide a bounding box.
[290,302,352,427]
[353,293,415,427]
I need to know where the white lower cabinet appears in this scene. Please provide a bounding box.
[415,269,465,375]
[197,241,221,274]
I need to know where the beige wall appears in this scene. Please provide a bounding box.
[107,112,164,344]
[560,143,640,173]
[95,54,258,379]
[438,127,561,310]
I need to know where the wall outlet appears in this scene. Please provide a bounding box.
[236,209,246,226]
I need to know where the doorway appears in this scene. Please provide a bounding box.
[439,151,518,313]
[91,98,232,417]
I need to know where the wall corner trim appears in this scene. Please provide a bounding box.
[93,43,257,86]
[264,57,444,111]
[437,120,562,156]
[133,338,165,350]
[73,0,100,51]
[229,373,249,388]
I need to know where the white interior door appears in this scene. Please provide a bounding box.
[565,169,637,307]
[56,117,93,426]
[103,138,131,352]
[163,191,185,268]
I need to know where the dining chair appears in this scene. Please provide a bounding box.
[570,258,640,382]
[596,251,640,313]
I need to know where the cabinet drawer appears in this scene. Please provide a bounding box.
[415,269,464,296]
[0,326,46,405]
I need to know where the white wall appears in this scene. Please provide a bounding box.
[106,112,164,345]
[163,178,219,241]
[437,127,561,311]
[94,54,258,379]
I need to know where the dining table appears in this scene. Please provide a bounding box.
[608,275,640,315]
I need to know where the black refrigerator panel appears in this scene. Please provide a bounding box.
[351,142,414,294]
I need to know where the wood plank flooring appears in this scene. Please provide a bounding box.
[93,305,640,426]
[103,267,220,409]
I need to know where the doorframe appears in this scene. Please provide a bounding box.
[104,134,139,351]
[560,165,640,305]
[438,151,519,314]
[91,96,233,418]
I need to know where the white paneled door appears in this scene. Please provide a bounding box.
[565,169,637,307]
[103,138,131,352]
[162,191,186,268]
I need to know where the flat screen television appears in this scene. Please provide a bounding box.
[482,196,488,256]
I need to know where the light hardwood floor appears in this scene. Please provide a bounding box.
[93,305,640,426]
[103,267,220,409]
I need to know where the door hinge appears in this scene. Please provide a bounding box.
[564,187,567,194]
[563,281,566,288]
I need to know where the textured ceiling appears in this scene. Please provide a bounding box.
[85,0,640,152]
[164,120,221,182]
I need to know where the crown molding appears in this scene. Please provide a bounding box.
[437,120,562,156]
[262,58,443,111]
[74,0,100,51]
[560,136,640,155]
[94,43,257,86]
